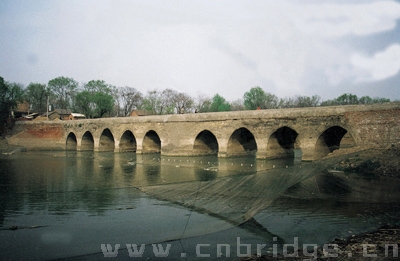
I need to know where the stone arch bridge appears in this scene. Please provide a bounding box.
[9,103,400,161]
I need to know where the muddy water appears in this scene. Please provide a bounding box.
[0,151,399,260]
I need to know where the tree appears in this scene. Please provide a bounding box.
[230,99,245,111]
[25,83,49,113]
[161,89,177,114]
[93,92,114,118]
[372,97,390,103]
[359,96,373,104]
[84,79,113,95]
[0,77,24,133]
[48,76,78,110]
[320,93,390,106]
[264,92,279,109]
[139,89,193,115]
[116,86,143,116]
[75,80,115,118]
[243,86,267,110]
[336,93,359,105]
[195,94,212,113]
[75,91,93,118]
[279,95,321,108]
[209,94,231,112]
[140,90,163,115]
[295,95,320,107]
[172,92,194,114]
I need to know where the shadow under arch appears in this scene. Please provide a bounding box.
[66,132,77,150]
[81,131,94,151]
[267,126,298,159]
[314,126,356,159]
[99,128,115,151]
[120,130,137,152]
[193,130,219,156]
[142,130,161,153]
[227,127,257,156]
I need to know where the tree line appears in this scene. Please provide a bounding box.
[0,76,393,124]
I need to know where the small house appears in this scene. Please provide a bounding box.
[130,110,151,117]
[47,109,72,120]
[13,101,30,118]
[68,113,86,120]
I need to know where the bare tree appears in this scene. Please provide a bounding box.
[117,86,143,116]
[230,99,245,111]
[140,89,171,115]
[195,94,212,112]
[172,92,194,113]
[161,89,177,114]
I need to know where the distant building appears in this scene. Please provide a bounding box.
[13,101,30,118]
[47,109,72,120]
[68,113,86,120]
[130,110,152,117]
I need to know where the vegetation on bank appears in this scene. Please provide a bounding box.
[0,75,393,133]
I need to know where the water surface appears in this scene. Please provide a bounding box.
[0,151,399,260]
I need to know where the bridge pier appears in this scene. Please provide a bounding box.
[114,139,120,153]
[255,150,268,159]
[135,144,143,154]
[300,147,315,161]
[217,138,229,157]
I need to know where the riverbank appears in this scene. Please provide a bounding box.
[0,136,23,154]
[242,225,400,260]
[327,143,400,178]
[242,144,400,260]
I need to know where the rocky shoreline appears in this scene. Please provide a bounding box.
[242,144,400,261]
[330,143,400,178]
[242,225,400,261]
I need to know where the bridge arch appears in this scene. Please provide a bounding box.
[227,127,257,156]
[66,132,77,150]
[119,130,137,152]
[142,130,161,153]
[314,126,356,159]
[193,130,219,155]
[81,131,94,151]
[267,126,299,159]
[99,128,115,151]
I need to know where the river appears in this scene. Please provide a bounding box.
[0,151,399,260]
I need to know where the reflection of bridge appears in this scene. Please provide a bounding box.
[10,103,400,161]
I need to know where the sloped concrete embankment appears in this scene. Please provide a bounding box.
[5,121,65,151]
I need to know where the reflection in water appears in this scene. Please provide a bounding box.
[195,168,218,181]
[0,151,399,260]
[144,164,161,183]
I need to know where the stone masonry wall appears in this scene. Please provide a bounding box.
[6,102,400,159]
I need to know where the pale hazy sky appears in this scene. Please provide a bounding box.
[1,0,400,101]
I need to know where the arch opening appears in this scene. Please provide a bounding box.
[81,131,94,151]
[99,128,115,151]
[193,130,219,156]
[66,132,77,150]
[120,130,137,152]
[227,128,257,156]
[267,126,298,159]
[315,126,356,159]
[143,130,161,153]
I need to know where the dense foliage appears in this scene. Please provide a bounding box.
[0,75,394,122]
[0,77,24,133]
